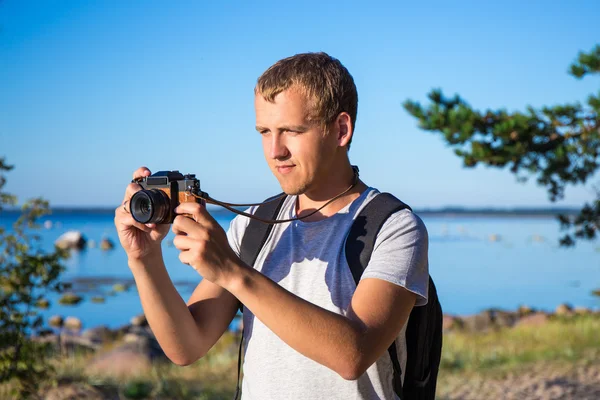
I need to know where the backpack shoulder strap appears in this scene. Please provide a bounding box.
[239,193,287,268]
[345,192,412,280]
[345,192,411,398]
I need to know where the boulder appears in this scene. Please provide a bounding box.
[49,315,64,328]
[99,238,115,251]
[60,334,100,353]
[515,312,549,327]
[517,305,535,317]
[442,315,461,332]
[82,325,114,344]
[86,344,153,378]
[493,310,518,328]
[130,314,148,327]
[574,306,592,315]
[555,303,573,316]
[488,234,501,242]
[55,231,87,250]
[86,332,167,378]
[59,293,83,306]
[64,316,83,332]
[461,310,495,332]
[44,382,109,400]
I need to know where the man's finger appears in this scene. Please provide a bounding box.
[115,208,153,233]
[171,220,189,236]
[175,202,214,227]
[132,166,151,181]
[122,182,143,203]
[172,235,194,251]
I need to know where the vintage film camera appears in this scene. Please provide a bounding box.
[130,171,203,224]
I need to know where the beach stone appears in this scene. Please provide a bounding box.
[531,234,545,243]
[55,230,87,250]
[574,306,592,315]
[37,328,54,337]
[443,315,458,331]
[37,299,50,309]
[462,310,494,332]
[130,314,148,327]
[489,234,501,242]
[44,382,107,400]
[60,334,100,353]
[64,316,83,331]
[82,326,114,344]
[91,296,105,303]
[86,332,167,378]
[494,310,518,328]
[86,345,153,378]
[518,305,535,317]
[58,292,83,306]
[49,315,64,328]
[555,303,573,316]
[113,283,129,292]
[515,312,549,327]
[99,237,115,251]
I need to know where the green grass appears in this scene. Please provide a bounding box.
[1,315,599,399]
[440,313,600,375]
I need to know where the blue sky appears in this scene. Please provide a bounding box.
[1,0,599,208]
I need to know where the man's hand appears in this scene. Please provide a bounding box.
[172,202,242,285]
[114,166,170,262]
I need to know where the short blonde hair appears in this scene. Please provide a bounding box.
[255,52,358,147]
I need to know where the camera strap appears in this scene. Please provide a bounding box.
[188,166,360,225]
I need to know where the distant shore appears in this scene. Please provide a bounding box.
[1,206,581,219]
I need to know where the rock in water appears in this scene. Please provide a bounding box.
[130,314,148,327]
[100,238,115,251]
[59,293,83,306]
[55,231,87,250]
[64,316,83,331]
[49,315,64,328]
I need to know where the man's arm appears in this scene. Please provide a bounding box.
[226,265,416,380]
[129,254,239,366]
[172,202,425,379]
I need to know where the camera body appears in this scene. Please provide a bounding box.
[130,170,202,224]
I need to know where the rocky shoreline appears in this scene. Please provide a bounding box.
[33,302,599,377]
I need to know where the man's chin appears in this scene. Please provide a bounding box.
[278,181,306,196]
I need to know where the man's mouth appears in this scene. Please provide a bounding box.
[276,165,295,175]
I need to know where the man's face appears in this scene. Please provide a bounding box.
[254,89,337,195]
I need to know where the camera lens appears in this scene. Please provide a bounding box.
[130,189,171,224]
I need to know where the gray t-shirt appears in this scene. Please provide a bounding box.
[226,187,429,400]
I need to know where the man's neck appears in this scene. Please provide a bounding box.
[296,167,368,222]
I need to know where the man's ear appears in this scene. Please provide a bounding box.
[334,112,353,148]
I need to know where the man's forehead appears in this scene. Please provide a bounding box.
[254,90,312,118]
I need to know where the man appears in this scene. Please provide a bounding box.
[115,52,429,399]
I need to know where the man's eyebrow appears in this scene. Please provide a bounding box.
[281,124,309,132]
[255,124,309,132]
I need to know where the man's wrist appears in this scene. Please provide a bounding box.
[222,259,253,295]
[127,249,164,271]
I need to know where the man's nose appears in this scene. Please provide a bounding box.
[269,133,290,160]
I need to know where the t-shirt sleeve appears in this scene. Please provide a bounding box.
[360,209,429,306]
[226,206,255,257]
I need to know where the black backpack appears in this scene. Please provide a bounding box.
[237,192,443,400]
